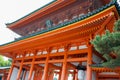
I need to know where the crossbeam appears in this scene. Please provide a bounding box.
[49,64,61,70]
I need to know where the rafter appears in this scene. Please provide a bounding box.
[94,12,114,35]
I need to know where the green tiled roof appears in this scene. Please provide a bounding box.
[90,63,103,68]
[0,66,10,69]
[1,0,120,46]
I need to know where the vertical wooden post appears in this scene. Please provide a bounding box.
[86,45,92,80]
[16,54,24,80]
[42,49,50,80]
[39,70,43,80]
[60,45,69,80]
[65,71,69,80]
[73,70,76,80]
[48,70,54,80]
[7,60,14,80]
[96,72,99,80]
[73,71,75,80]
[28,51,36,80]
[75,70,78,80]
[60,61,67,80]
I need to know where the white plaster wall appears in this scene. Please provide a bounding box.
[10,67,18,80]
[25,71,29,80]
[24,71,35,80]
[92,71,96,80]
[99,72,118,75]
[93,54,102,63]
[81,71,96,80]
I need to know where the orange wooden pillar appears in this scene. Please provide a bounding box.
[60,46,68,80]
[75,70,78,80]
[48,70,54,80]
[96,72,99,80]
[73,70,78,80]
[28,51,36,80]
[86,45,92,80]
[73,71,75,80]
[16,55,24,80]
[39,71,43,80]
[7,60,14,80]
[65,71,69,80]
[34,70,43,80]
[42,49,50,80]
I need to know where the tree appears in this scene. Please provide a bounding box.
[91,19,120,68]
[0,55,11,67]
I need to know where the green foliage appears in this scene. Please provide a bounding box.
[102,56,120,68]
[0,55,11,67]
[91,30,120,55]
[91,19,120,68]
[114,19,120,31]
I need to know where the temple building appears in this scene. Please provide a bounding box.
[0,67,10,80]
[0,0,120,80]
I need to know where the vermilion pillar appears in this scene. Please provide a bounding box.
[28,51,36,80]
[75,70,78,80]
[16,55,24,80]
[48,70,54,80]
[96,73,99,80]
[7,60,14,80]
[65,71,69,80]
[86,45,92,80]
[42,49,50,80]
[39,71,43,80]
[60,46,68,80]
[73,70,78,80]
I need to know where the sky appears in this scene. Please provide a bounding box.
[0,0,53,45]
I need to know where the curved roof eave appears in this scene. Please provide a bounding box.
[6,0,56,26]
[6,0,76,29]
